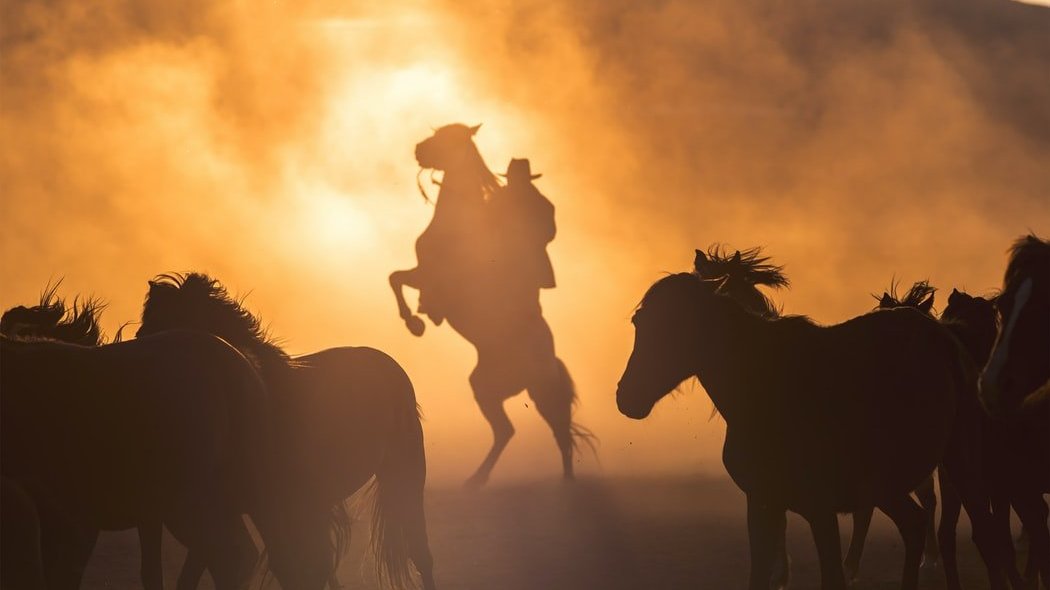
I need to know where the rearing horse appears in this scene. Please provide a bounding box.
[390,123,594,488]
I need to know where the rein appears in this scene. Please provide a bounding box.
[416,168,442,204]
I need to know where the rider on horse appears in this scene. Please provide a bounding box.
[492,158,557,294]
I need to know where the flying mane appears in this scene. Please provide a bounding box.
[1,281,107,346]
[1004,234,1050,289]
[693,245,789,318]
[875,279,937,313]
[142,272,290,371]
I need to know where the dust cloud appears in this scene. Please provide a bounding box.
[2,0,1048,485]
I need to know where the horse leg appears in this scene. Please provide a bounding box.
[942,453,1016,589]
[1011,493,1049,590]
[746,497,785,590]
[1,478,46,590]
[769,512,791,590]
[842,507,873,584]
[465,385,515,489]
[35,501,98,590]
[464,360,516,489]
[802,509,847,590]
[137,520,165,590]
[992,492,1021,587]
[877,493,927,590]
[938,470,964,590]
[166,511,257,590]
[528,362,576,482]
[176,552,208,590]
[915,473,940,568]
[389,269,426,336]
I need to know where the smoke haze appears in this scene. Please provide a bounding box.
[3,0,1048,484]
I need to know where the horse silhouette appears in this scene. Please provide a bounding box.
[1,329,269,590]
[837,280,941,581]
[939,289,1049,590]
[390,124,594,487]
[981,234,1050,415]
[618,252,1016,590]
[137,272,435,590]
[693,252,941,586]
[0,289,170,590]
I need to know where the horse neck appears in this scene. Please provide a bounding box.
[0,342,73,412]
[432,168,486,217]
[690,298,775,424]
[944,318,996,366]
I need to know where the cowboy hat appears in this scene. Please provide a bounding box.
[500,158,542,181]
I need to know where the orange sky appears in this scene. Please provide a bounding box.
[2,0,1048,486]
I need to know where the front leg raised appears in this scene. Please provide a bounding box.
[389,269,426,336]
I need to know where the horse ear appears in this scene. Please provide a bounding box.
[731,250,742,263]
[694,249,708,269]
[469,124,482,136]
[879,292,893,307]
[918,295,935,314]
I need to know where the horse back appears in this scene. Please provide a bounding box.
[274,347,418,498]
[723,308,968,512]
[1,330,269,528]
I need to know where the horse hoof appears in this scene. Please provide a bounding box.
[406,316,426,336]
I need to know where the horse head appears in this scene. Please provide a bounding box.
[942,288,998,366]
[414,123,482,172]
[618,262,738,420]
[981,235,1050,415]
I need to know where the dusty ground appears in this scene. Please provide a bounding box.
[83,475,998,589]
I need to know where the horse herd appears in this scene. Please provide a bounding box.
[1,235,1047,590]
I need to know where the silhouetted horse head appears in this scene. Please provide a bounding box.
[617,271,724,419]
[875,279,936,316]
[942,288,999,366]
[0,282,106,346]
[414,123,482,171]
[981,235,1050,415]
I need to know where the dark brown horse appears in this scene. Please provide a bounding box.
[2,330,269,590]
[693,253,942,585]
[840,280,941,581]
[617,255,1014,590]
[137,273,435,590]
[940,288,1049,590]
[1,289,169,590]
[389,124,594,487]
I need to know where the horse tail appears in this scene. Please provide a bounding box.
[557,358,600,460]
[370,370,434,590]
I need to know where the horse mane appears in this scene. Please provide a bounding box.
[464,139,502,200]
[0,281,107,346]
[144,272,290,369]
[697,245,790,288]
[875,279,936,313]
[693,245,788,318]
[1004,234,1050,288]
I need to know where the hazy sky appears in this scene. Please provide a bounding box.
[2,0,1048,485]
